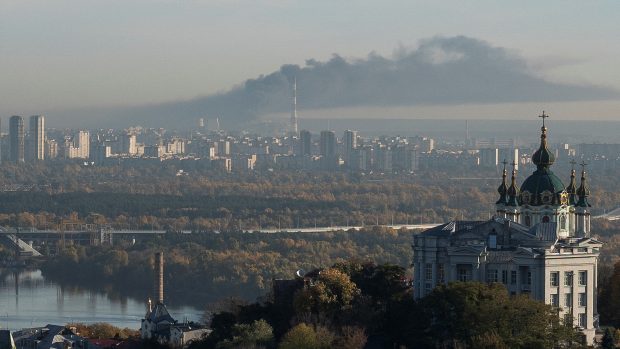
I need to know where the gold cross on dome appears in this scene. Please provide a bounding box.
[539,110,549,127]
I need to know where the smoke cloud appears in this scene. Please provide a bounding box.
[81,36,619,128]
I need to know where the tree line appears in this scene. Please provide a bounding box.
[189,260,591,349]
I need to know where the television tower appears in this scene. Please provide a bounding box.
[290,77,299,136]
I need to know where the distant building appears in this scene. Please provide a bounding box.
[167,138,186,155]
[374,145,392,172]
[474,137,516,149]
[45,139,58,160]
[12,324,90,349]
[122,132,137,155]
[319,131,336,158]
[9,115,25,163]
[76,131,90,159]
[343,130,358,168]
[299,130,311,156]
[578,143,620,161]
[141,253,209,348]
[479,148,499,168]
[29,115,45,161]
[62,131,90,159]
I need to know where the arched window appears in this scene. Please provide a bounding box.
[542,215,550,223]
[559,214,567,230]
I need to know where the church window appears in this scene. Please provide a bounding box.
[488,233,497,249]
[559,215,567,230]
[457,265,471,282]
[437,264,445,283]
[578,313,587,327]
[486,269,498,283]
[551,294,559,307]
[541,191,553,204]
[425,264,432,281]
[542,215,550,223]
[524,215,531,227]
[578,271,587,285]
[565,293,573,307]
[578,293,586,307]
[510,271,517,284]
[564,313,573,326]
[521,191,531,204]
[550,272,559,286]
[564,271,573,286]
[527,271,532,285]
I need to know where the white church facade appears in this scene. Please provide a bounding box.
[412,113,602,345]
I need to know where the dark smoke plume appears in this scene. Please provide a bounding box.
[69,36,619,128]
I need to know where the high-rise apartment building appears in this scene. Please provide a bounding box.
[343,130,358,167]
[76,130,90,159]
[46,139,58,159]
[29,115,45,161]
[122,132,137,155]
[319,130,336,158]
[9,115,25,163]
[299,130,311,156]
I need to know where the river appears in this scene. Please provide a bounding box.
[0,269,203,331]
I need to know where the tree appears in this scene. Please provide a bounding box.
[216,319,274,349]
[278,323,334,349]
[421,282,585,349]
[602,327,616,349]
[293,268,360,316]
[600,261,620,327]
[332,326,367,349]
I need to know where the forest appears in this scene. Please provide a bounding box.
[40,227,413,307]
[2,161,620,347]
[2,161,620,232]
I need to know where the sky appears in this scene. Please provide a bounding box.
[1,0,620,126]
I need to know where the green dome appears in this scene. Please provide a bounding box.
[519,168,565,206]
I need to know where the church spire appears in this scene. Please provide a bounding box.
[577,161,591,207]
[531,111,555,170]
[506,161,520,206]
[496,159,509,205]
[566,159,578,205]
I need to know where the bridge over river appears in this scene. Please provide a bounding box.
[0,223,441,256]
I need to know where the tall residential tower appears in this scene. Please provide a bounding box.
[29,115,45,161]
[9,115,25,163]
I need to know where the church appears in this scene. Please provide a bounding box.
[412,113,602,345]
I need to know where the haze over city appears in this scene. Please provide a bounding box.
[3,0,620,128]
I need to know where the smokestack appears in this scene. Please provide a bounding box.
[155,252,164,304]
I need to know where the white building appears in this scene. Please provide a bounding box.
[141,252,209,348]
[412,115,602,345]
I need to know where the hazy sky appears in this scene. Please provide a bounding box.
[2,0,619,124]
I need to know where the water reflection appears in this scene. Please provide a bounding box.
[0,269,202,331]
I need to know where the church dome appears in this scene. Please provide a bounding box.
[519,112,565,206]
[520,168,565,206]
[531,139,555,167]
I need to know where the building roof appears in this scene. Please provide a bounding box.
[146,303,176,324]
